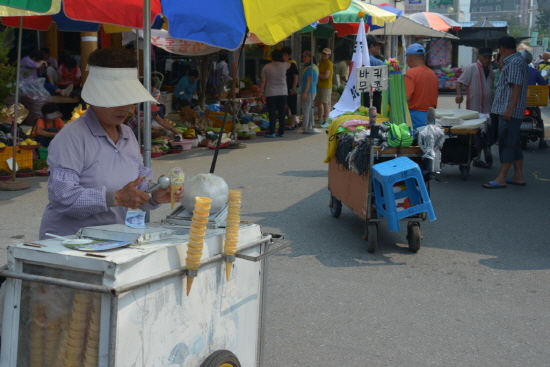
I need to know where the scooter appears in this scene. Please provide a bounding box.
[520,106,544,149]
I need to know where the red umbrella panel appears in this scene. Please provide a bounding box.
[317,16,369,37]
[1,0,161,29]
[408,12,461,32]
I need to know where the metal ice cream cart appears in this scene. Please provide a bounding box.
[0,220,289,367]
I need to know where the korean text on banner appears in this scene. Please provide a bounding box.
[356,66,388,93]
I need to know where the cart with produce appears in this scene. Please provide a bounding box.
[436,108,490,181]
[326,107,438,254]
[0,185,290,367]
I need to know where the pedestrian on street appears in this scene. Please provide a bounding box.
[281,46,299,130]
[333,57,350,86]
[522,50,548,149]
[537,52,550,80]
[260,49,290,138]
[483,37,528,189]
[315,48,333,128]
[404,43,438,130]
[365,35,385,112]
[456,46,495,168]
[215,54,231,100]
[297,51,319,134]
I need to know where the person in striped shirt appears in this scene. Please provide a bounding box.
[483,37,528,189]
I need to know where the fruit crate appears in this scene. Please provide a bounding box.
[0,148,33,171]
[526,85,549,107]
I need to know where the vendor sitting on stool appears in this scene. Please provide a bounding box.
[173,69,199,110]
[33,102,65,148]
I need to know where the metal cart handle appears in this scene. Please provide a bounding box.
[234,237,292,262]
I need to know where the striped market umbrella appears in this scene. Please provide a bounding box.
[408,12,461,32]
[298,0,396,37]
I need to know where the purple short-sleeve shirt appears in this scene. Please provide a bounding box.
[39,108,159,239]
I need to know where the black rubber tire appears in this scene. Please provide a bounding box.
[459,165,469,181]
[407,223,421,253]
[200,350,241,367]
[367,223,377,253]
[330,195,342,218]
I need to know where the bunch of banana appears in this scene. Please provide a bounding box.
[68,104,87,124]
[182,128,196,138]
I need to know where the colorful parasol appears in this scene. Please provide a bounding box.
[369,3,402,31]
[408,12,461,32]
[1,4,99,31]
[298,0,397,37]
[0,0,162,29]
[163,0,351,50]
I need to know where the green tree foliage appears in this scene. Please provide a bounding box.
[501,13,529,38]
[535,9,550,39]
[0,27,16,109]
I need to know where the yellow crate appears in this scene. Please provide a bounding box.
[526,85,549,107]
[0,148,33,172]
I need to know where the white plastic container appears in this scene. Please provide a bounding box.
[170,140,193,150]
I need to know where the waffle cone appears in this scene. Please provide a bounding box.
[170,185,179,209]
[226,227,239,235]
[226,263,233,281]
[186,277,194,296]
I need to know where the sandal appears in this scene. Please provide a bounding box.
[473,160,490,169]
[482,181,506,189]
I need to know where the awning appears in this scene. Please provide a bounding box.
[369,16,459,39]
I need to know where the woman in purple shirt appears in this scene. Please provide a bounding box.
[39,49,184,239]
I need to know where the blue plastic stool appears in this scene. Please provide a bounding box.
[371,156,436,232]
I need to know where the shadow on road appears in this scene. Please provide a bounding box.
[0,177,48,203]
[250,152,550,271]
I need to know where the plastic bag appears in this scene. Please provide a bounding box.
[181,173,229,213]
[20,78,52,125]
[386,123,413,148]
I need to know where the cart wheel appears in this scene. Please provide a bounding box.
[329,195,342,218]
[458,165,469,181]
[406,223,422,253]
[200,350,241,367]
[366,223,377,253]
[521,138,527,150]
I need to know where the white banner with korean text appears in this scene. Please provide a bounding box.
[330,18,370,119]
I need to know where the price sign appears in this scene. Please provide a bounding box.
[356,65,389,93]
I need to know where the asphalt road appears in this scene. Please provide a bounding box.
[1,95,550,366]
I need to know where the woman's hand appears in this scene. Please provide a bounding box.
[115,176,151,209]
[301,93,307,103]
[152,184,184,204]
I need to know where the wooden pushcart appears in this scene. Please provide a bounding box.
[328,145,428,253]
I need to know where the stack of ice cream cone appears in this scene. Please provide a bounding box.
[60,291,92,367]
[224,190,242,281]
[169,167,185,209]
[29,297,45,367]
[186,196,212,295]
[43,314,62,367]
[82,293,101,367]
